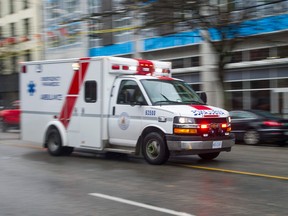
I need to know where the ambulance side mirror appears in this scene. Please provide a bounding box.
[198,92,207,104]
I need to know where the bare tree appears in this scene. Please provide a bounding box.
[122,0,284,109]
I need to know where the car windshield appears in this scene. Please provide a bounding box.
[141,79,204,105]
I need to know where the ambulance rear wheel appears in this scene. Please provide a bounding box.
[198,152,220,160]
[47,128,65,156]
[142,132,169,165]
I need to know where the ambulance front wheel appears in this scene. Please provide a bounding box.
[142,132,169,165]
[46,128,74,156]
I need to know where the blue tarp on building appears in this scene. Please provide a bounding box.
[89,14,288,57]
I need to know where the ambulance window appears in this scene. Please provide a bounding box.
[117,80,146,105]
[85,81,97,103]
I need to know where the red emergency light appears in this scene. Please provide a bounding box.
[109,59,171,77]
[22,65,27,73]
[137,59,154,75]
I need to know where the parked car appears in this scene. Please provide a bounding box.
[229,110,288,145]
[0,100,21,132]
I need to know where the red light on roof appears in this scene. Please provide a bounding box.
[112,65,120,70]
[122,65,129,70]
[136,59,154,75]
[22,65,26,73]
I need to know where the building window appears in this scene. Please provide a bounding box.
[88,0,101,14]
[114,16,133,43]
[11,55,18,73]
[231,51,242,63]
[9,0,15,14]
[23,18,30,36]
[227,81,243,90]
[277,78,288,88]
[10,23,16,37]
[85,81,97,103]
[25,50,31,61]
[172,59,184,69]
[0,27,3,39]
[250,80,270,89]
[250,48,270,61]
[191,56,200,67]
[251,90,270,111]
[23,0,29,9]
[277,45,288,58]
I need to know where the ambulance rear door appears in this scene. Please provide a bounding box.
[70,59,103,149]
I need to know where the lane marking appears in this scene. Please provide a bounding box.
[89,193,195,216]
[179,164,288,181]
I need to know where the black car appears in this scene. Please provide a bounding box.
[229,110,288,145]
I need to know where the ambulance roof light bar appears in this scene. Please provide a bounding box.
[110,59,171,77]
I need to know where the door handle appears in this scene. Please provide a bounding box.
[112,106,115,116]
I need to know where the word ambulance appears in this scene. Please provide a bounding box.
[20,56,235,165]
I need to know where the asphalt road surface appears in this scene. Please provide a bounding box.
[0,131,287,216]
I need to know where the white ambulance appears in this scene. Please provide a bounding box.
[20,56,234,165]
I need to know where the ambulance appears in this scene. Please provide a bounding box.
[20,56,234,165]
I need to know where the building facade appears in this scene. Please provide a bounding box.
[1,0,287,117]
[87,0,288,117]
[0,0,43,106]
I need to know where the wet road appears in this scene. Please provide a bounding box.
[0,131,287,216]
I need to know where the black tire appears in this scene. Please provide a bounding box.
[142,132,169,165]
[243,130,260,145]
[46,128,65,156]
[198,152,220,160]
[62,147,74,156]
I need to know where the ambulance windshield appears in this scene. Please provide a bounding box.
[141,79,204,105]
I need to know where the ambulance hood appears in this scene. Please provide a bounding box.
[154,104,229,118]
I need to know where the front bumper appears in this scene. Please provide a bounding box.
[166,134,235,156]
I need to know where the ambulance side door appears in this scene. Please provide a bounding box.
[77,60,102,149]
[108,79,147,147]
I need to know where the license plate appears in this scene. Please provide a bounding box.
[212,141,222,149]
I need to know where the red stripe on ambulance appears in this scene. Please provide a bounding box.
[190,105,212,110]
[59,58,90,128]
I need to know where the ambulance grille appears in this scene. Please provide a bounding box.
[195,118,227,124]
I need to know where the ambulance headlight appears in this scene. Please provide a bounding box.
[174,117,196,124]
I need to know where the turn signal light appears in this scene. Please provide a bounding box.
[174,128,197,134]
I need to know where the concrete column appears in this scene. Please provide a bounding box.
[200,31,224,108]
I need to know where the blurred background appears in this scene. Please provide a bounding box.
[0,0,288,118]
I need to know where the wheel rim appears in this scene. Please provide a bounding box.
[48,133,60,152]
[244,130,259,145]
[146,140,160,159]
